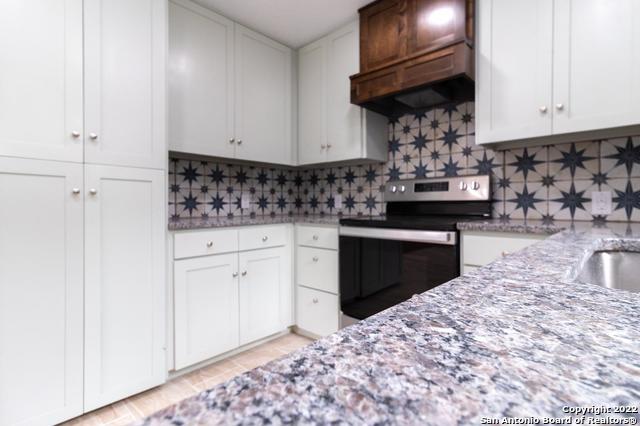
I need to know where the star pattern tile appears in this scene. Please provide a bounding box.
[168,103,640,223]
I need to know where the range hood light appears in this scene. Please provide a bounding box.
[425,7,454,27]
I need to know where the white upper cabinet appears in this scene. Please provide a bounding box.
[298,39,327,165]
[477,0,640,145]
[235,25,293,165]
[552,0,640,135]
[326,21,371,162]
[0,158,84,426]
[476,0,553,143]
[168,1,294,165]
[84,165,166,411]
[84,0,167,169]
[169,0,235,159]
[0,0,83,163]
[298,21,387,165]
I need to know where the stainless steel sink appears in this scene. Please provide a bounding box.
[576,250,640,293]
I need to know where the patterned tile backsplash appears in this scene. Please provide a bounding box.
[169,102,640,222]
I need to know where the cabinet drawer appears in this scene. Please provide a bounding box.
[174,229,238,259]
[239,225,287,251]
[296,246,338,294]
[462,232,546,267]
[296,225,338,250]
[296,286,339,337]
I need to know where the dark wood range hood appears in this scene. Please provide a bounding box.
[350,0,475,117]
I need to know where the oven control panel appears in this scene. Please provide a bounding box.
[385,175,490,202]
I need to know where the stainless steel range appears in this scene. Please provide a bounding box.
[339,175,491,324]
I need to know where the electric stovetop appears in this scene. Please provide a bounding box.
[339,214,488,232]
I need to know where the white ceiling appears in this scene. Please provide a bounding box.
[192,0,371,48]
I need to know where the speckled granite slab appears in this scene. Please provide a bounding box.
[168,214,342,230]
[139,223,640,425]
[456,218,570,235]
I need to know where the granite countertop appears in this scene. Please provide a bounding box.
[169,215,570,235]
[168,214,343,230]
[141,222,640,425]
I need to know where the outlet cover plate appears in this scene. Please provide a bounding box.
[591,191,612,215]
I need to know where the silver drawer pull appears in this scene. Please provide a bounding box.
[312,298,318,304]
[241,271,247,276]
[312,257,319,262]
[312,235,319,241]
[232,272,238,278]
[262,236,268,242]
[206,241,213,248]
[71,188,81,195]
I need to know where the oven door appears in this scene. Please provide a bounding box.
[339,226,459,321]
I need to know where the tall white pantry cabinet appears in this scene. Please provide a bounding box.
[0,1,167,425]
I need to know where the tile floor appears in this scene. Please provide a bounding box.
[61,333,313,426]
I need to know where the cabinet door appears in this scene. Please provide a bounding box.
[169,0,236,159]
[0,158,83,426]
[326,21,364,162]
[239,247,291,345]
[84,0,166,169]
[298,38,327,165]
[476,0,553,144]
[359,0,407,72]
[174,254,239,370]
[296,286,339,338]
[553,0,640,134]
[235,25,293,165]
[84,165,166,411]
[0,0,83,163]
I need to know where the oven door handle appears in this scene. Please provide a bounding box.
[339,226,457,245]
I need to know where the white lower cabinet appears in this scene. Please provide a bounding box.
[172,225,293,370]
[84,165,166,411]
[296,287,339,338]
[239,247,291,345]
[174,253,239,370]
[294,224,340,338]
[0,158,84,426]
[461,231,547,271]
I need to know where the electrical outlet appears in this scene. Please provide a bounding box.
[241,193,251,209]
[334,194,342,210]
[591,191,612,215]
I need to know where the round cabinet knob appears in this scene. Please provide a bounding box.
[89,132,98,140]
[72,188,81,194]
[312,235,319,241]
[262,236,268,242]
[471,181,480,190]
[327,144,332,149]
[539,106,548,113]
[556,103,564,111]
[501,251,509,258]
[399,185,406,193]
[237,140,243,145]
[241,271,247,276]
[312,256,319,262]
[206,241,213,248]
[229,138,235,144]
[390,185,398,193]
[89,188,97,195]
[459,182,468,191]
[71,131,81,138]
[232,272,238,278]
[320,144,326,150]
[312,298,318,304]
